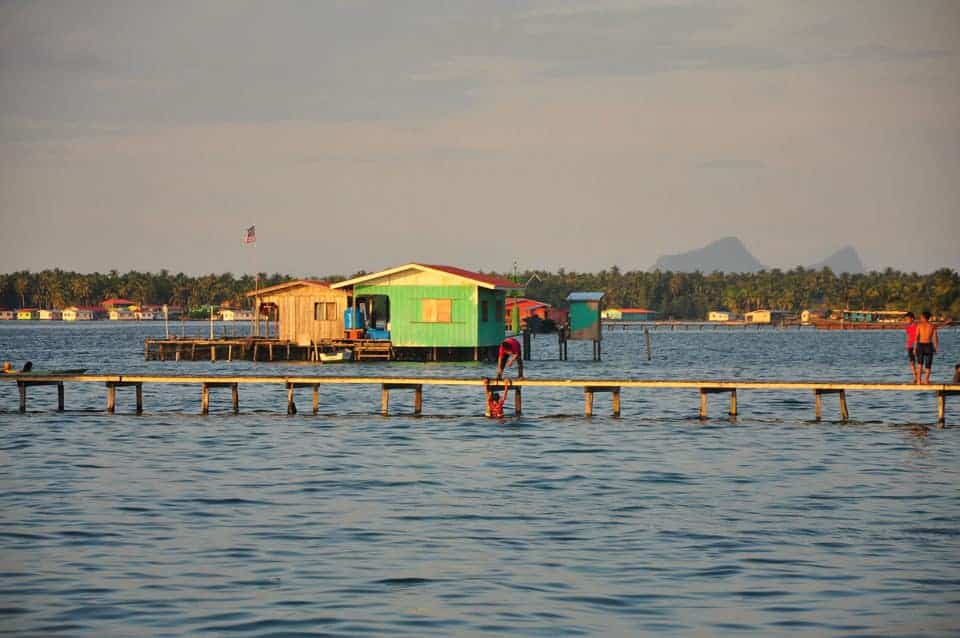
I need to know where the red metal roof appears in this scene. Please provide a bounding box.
[419,264,521,289]
[102,298,136,306]
[506,297,550,309]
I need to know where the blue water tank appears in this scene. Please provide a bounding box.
[344,308,366,330]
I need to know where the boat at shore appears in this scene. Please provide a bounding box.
[803,309,953,330]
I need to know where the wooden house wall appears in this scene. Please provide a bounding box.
[260,288,347,346]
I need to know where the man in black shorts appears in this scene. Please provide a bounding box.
[914,310,939,384]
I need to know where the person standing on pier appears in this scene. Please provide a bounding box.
[914,310,939,384]
[496,336,523,379]
[904,312,919,383]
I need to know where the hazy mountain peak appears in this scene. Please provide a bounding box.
[652,237,765,273]
[810,245,865,274]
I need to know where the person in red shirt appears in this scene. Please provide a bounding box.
[486,378,511,418]
[904,312,919,384]
[496,337,523,379]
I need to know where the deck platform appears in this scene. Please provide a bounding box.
[5,374,959,426]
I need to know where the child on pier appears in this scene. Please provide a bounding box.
[486,378,512,418]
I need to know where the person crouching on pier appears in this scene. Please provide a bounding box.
[486,378,512,418]
[496,337,523,380]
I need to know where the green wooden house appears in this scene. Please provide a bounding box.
[331,263,521,358]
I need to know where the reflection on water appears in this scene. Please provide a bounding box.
[0,323,958,636]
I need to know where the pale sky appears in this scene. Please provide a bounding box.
[1,0,958,276]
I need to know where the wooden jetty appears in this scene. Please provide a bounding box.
[143,337,393,362]
[5,374,958,426]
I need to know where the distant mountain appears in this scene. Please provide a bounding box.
[809,245,864,274]
[652,237,766,273]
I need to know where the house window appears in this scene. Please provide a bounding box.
[421,299,452,323]
[314,302,338,321]
[481,300,489,322]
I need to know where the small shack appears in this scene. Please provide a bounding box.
[246,280,348,346]
[564,292,604,361]
[331,263,521,360]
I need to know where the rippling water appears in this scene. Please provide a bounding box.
[1,322,958,636]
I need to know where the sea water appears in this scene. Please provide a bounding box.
[1,322,958,637]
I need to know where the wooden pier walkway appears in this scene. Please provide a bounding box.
[5,374,958,426]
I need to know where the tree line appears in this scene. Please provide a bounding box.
[1,267,958,319]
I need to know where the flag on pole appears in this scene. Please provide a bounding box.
[243,225,256,245]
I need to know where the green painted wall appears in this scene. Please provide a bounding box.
[357,284,506,347]
[569,300,601,340]
[478,288,507,347]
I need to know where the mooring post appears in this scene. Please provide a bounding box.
[839,390,849,422]
[57,383,64,412]
[815,390,823,421]
[612,389,621,417]
[201,383,210,415]
[107,384,116,414]
[414,385,423,415]
[18,382,26,413]
[287,383,296,415]
[699,389,708,419]
[729,389,737,417]
[936,391,945,428]
[232,384,239,414]
[584,388,594,417]
[381,386,389,416]
[515,386,522,416]
[313,384,319,414]
[136,384,143,415]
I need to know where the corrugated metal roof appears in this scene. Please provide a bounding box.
[244,279,330,297]
[420,264,521,289]
[331,263,522,290]
[566,292,605,302]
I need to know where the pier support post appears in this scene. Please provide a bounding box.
[583,386,620,417]
[515,386,522,416]
[814,389,849,422]
[106,382,144,415]
[201,382,239,415]
[700,387,736,420]
[313,385,319,414]
[381,383,423,416]
[287,383,297,415]
[936,390,958,428]
[18,380,66,413]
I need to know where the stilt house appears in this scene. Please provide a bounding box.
[245,280,348,346]
[331,263,521,357]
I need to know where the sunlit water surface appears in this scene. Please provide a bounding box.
[1,322,958,637]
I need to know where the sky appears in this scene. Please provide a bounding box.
[1,0,958,277]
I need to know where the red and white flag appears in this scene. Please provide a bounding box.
[242,225,256,245]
